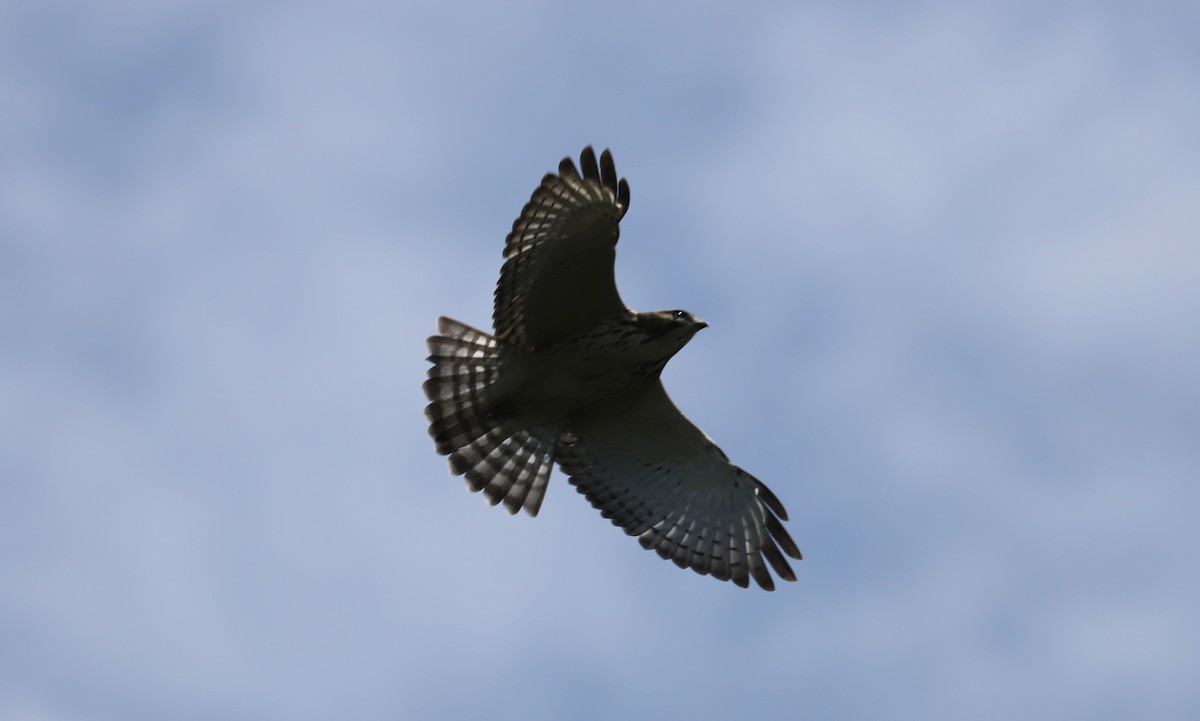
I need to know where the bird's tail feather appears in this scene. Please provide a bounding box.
[423,317,556,516]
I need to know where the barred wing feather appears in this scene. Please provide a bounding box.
[555,380,801,590]
[493,146,630,350]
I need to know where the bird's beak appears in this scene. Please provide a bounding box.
[695,318,708,330]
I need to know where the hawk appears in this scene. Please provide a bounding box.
[424,147,801,589]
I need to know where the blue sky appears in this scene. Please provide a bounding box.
[3,1,1198,719]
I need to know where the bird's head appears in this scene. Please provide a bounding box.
[636,309,708,349]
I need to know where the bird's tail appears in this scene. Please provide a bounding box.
[423,317,557,516]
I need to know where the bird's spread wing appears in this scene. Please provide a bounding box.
[493,146,631,350]
[556,379,802,590]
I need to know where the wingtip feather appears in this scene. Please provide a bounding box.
[559,154,580,181]
[579,146,599,181]
[599,149,618,194]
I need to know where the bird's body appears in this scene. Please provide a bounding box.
[424,147,801,590]
[485,310,701,425]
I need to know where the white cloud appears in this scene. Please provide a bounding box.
[2,2,1198,720]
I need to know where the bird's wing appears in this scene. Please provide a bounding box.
[556,379,802,590]
[493,146,631,350]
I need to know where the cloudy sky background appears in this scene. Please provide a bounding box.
[3,1,1198,719]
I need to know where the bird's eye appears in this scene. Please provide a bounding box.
[673,310,688,321]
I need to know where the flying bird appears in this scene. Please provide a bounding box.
[424,147,801,589]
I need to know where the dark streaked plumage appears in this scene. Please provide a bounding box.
[424,147,801,589]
